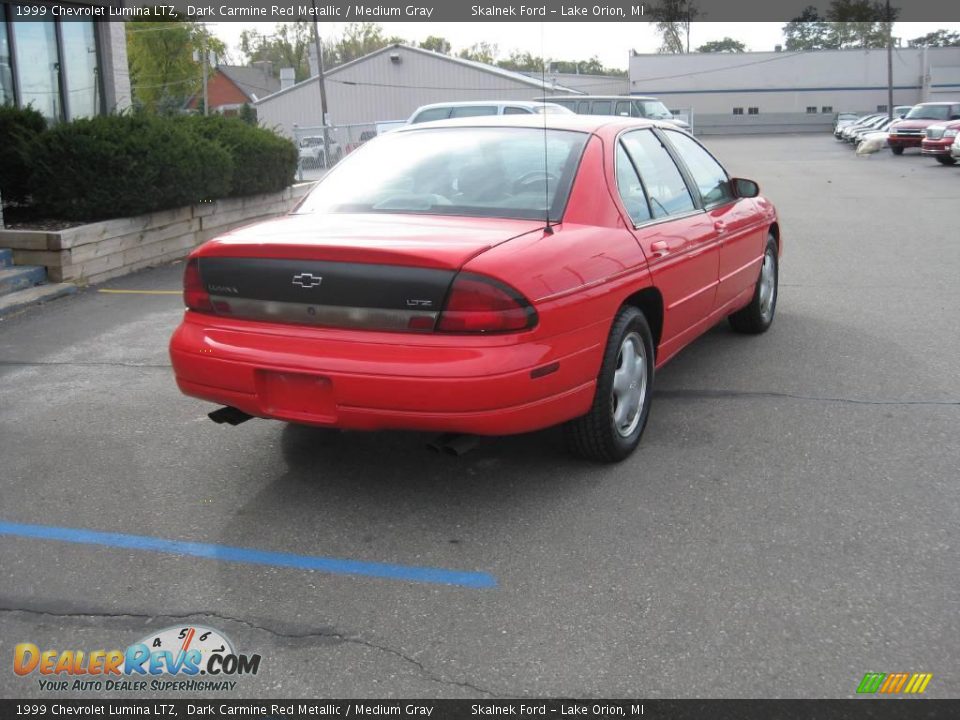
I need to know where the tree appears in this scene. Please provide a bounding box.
[126,17,225,113]
[647,0,701,53]
[458,42,499,65]
[239,21,313,82]
[908,29,960,47]
[419,36,452,54]
[328,23,406,66]
[782,7,831,50]
[696,37,746,53]
[498,51,546,72]
[781,0,897,51]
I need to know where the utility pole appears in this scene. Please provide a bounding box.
[310,0,332,167]
[202,44,209,116]
[886,0,893,120]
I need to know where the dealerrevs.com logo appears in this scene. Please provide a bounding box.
[14,625,261,692]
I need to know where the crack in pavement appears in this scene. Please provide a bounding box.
[0,605,499,698]
[655,388,959,406]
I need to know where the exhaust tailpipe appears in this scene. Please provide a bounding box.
[426,433,481,457]
[208,406,253,426]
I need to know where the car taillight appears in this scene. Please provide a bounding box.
[436,273,537,333]
[183,258,213,313]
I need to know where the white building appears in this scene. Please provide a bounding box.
[255,44,578,140]
[629,46,960,133]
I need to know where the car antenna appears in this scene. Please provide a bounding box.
[540,23,554,235]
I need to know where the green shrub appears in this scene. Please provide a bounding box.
[0,105,47,203]
[30,114,234,221]
[178,115,297,196]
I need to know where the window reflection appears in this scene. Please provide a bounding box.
[61,20,99,119]
[12,18,61,120]
[1,9,14,106]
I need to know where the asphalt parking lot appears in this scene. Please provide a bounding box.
[1,135,958,700]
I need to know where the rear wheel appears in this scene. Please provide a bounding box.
[890,145,905,155]
[729,234,778,334]
[935,155,957,166]
[565,307,654,463]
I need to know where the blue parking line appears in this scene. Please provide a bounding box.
[0,520,496,589]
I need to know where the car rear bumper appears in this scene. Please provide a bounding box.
[169,312,601,435]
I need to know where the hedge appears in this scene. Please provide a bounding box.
[177,115,298,197]
[22,113,298,222]
[0,105,47,203]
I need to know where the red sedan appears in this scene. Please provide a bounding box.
[170,116,781,462]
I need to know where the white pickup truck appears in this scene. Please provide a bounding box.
[298,135,342,168]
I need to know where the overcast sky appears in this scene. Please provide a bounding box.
[208,22,960,69]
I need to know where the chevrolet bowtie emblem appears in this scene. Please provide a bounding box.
[292,273,322,288]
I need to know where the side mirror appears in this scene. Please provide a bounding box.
[732,178,760,198]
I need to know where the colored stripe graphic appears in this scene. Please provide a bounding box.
[0,520,497,589]
[858,672,932,694]
[857,673,886,694]
[904,673,933,694]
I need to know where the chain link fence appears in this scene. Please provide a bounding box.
[293,121,405,181]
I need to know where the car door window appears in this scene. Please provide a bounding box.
[412,107,452,123]
[503,106,530,115]
[663,130,734,208]
[449,105,499,118]
[615,100,632,117]
[590,100,613,115]
[576,101,590,114]
[615,144,652,224]
[621,130,696,218]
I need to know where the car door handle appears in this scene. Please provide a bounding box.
[714,220,728,234]
[650,240,669,257]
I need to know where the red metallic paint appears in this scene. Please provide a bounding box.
[170,116,780,435]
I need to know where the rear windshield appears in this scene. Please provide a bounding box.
[295,127,588,222]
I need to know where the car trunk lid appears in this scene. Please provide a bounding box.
[194,213,544,333]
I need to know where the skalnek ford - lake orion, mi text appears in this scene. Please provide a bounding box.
[472,4,643,16]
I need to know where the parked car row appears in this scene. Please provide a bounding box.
[834,102,960,166]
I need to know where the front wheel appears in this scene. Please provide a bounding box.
[729,234,779,334]
[565,307,655,463]
[890,145,905,155]
[935,155,957,166]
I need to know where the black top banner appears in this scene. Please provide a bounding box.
[9,0,960,22]
[3,699,960,720]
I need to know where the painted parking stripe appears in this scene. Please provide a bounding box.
[0,520,496,589]
[97,289,181,295]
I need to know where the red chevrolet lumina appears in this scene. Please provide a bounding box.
[170,116,780,462]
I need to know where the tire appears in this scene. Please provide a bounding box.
[564,307,655,463]
[890,145,905,155]
[729,234,779,335]
[935,155,956,166]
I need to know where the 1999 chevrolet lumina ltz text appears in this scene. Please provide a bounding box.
[169,115,780,462]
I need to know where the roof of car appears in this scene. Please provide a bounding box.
[540,95,659,101]
[412,100,568,111]
[394,114,668,134]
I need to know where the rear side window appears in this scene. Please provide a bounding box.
[620,130,695,218]
[590,100,613,115]
[576,101,590,114]
[615,100,632,117]
[615,144,652,224]
[663,130,733,207]
[503,106,531,115]
[449,105,499,118]
[412,107,451,123]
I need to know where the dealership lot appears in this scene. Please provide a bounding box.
[1,134,958,698]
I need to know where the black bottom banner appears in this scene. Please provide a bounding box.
[2,700,960,720]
